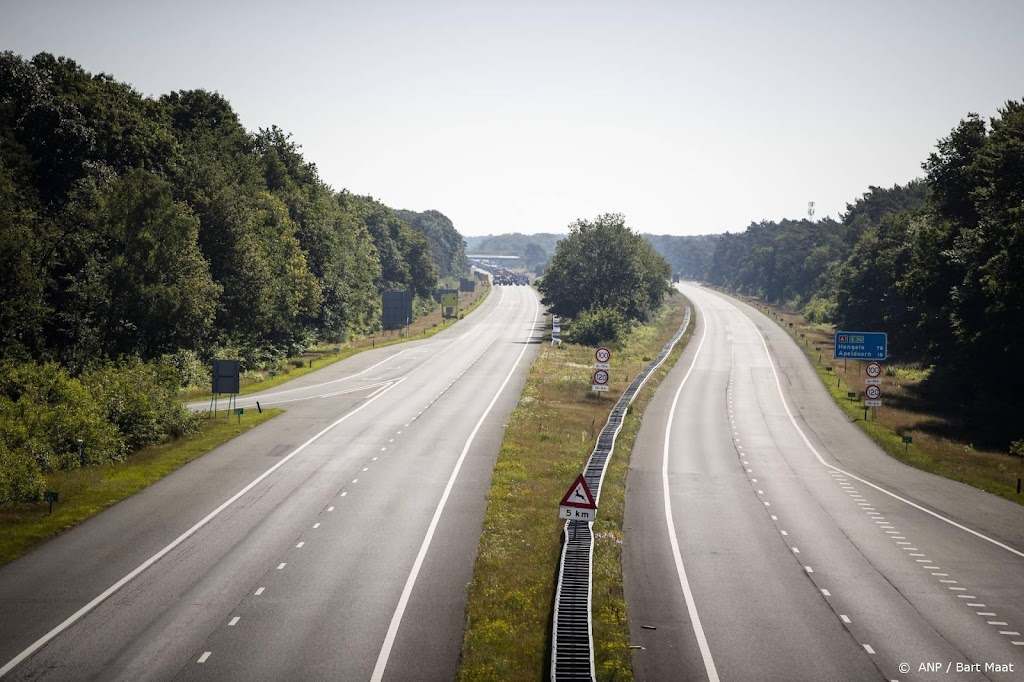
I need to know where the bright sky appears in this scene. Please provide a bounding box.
[2,0,1022,236]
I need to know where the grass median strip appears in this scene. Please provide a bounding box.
[0,409,281,566]
[458,293,691,680]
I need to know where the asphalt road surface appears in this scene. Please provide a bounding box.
[0,283,542,681]
[625,283,1024,681]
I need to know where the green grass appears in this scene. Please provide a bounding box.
[185,284,491,400]
[458,293,692,681]
[0,409,281,566]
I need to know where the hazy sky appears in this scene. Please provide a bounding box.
[2,0,1022,236]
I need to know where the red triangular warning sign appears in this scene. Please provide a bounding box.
[560,474,597,509]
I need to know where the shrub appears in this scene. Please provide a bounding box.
[568,307,629,347]
[81,358,200,450]
[162,350,210,391]
[0,361,124,474]
[0,440,45,505]
[802,296,836,323]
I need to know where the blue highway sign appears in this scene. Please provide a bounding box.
[834,331,887,360]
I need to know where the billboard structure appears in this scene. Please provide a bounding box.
[209,359,240,415]
[382,290,414,330]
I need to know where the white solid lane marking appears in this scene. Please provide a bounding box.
[229,617,240,626]
[863,644,875,654]
[254,587,265,596]
[198,652,211,663]
[0,378,408,678]
[370,290,541,682]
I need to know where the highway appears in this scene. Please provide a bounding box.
[624,283,1024,681]
[0,283,542,681]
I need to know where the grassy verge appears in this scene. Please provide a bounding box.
[0,409,282,566]
[458,293,692,681]
[727,291,1024,505]
[185,284,491,400]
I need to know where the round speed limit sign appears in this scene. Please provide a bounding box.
[595,347,611,364]
[866,362,882,378]
[865,384,881,400]
[593,369,610,385]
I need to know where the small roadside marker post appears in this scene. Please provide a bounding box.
[902,435,913,454]
[234,407,244,424]
[44,491,58,515]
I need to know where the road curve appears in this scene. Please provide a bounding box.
[0,283,542,681]
[624,283,1024,681]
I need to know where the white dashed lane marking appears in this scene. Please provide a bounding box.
[198,652,211,663]
[229,617,240,626]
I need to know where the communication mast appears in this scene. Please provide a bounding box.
[808,201,815,220]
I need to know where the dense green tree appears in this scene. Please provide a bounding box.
[0,162,49,358]
[539,213,671,325]
[394,209,468,278]
[88,169,220,358]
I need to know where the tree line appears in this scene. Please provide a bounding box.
[648,101,1024,448]
[0,51,468,503]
